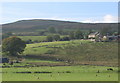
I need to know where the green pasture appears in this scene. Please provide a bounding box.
[2,66,118,81]
[24,59,59,63]
[56,41,118,61]
[23,40,90,55]
[18,36,47,42]
[22,40,118,66]
[18,35,68,42]
[2,39,119,81]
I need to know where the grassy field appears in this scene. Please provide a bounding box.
[2,65,118,81]
[22,40,118,66]
[2,39,119,81]
[18,35,68,42]
[18,36,47,42]
[23,40,90,55]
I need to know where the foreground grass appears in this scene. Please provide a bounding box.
[2,65,118,81]
[2,40,118,81]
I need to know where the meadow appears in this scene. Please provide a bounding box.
[23,40,91,55]
[18,36,47,42]
[2,65,118,81]
[22,40,118,66]
[18,35,67,42]
[2,39,119,81]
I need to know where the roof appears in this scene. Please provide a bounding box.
[89,32,99,35]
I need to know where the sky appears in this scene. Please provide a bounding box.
[0,2,118,24]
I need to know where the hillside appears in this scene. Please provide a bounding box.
[23,40,118,66]
[2,19,118,32]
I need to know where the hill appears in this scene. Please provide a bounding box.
[23,40,118,66]
[2,19,118,32]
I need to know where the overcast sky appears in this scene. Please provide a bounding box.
[1,2,118,24]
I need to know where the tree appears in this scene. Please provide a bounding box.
[38,31,45,36]
[46,35,53,42]
[88,29,94,34]
[25,39,32,44]
[57,29,64,35]
[100,27,112,36]
[74,30,83,39]
[47,27,56,33]
[95,35,100,42]
[60,37,70,41]
[83,32,89,39]
[53,35,60,41]
[2,36,26,57]
[113,32,118,36]
[69,31,75,39]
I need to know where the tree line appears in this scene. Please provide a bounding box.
[3,26,118,38]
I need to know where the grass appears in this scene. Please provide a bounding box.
[23,40,90,55]
[22,40,118,66]
[2,39,119,81]
[18,36,47,42]
[24,59,59,63]
[18,35,68,42]
[2,65,118,81]
[56,42,118,61]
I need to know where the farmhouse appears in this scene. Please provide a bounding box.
[88,32,100,39]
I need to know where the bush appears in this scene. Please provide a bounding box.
[53,35,60,41]
[46,36,53,42]
[60,37,70,41]
[45,50,55,54]
[25,39,32,44]
[66,71,71,73]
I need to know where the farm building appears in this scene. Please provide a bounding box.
[102,35,119,41]
[88,32,100,39]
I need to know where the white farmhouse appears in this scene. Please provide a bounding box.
[88,32,100,39]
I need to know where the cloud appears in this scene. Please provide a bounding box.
[82,18,94,23]
[81,14,117,23]
[1,14,118,24]
[103,14,117,23]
